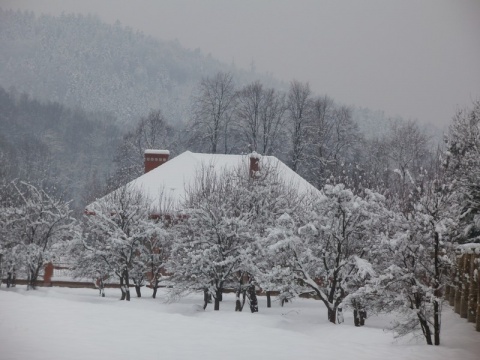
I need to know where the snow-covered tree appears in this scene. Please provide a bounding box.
[377,187,454,344]
[272,184,387,323]
[168,164,251,310]
[260,212,303,307]
[224,158,306,310]
[0,181,76,289]
[138,223,171,299]
[75,185,164,300]
[443,100,480,243]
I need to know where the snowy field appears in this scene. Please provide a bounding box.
[0,286,479,360]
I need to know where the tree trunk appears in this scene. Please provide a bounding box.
[248,285,258,313]
[214,289,222,311]
[98,279,105,297]
[28,268,38,290]
[152,280,159,299]
[266,291,272,308]
[337,307,344,324]
[433,300,441,345]
[124,270,131,301]
[359,310,366,326]
[328,307,336,324]
[203,289,209,310]
[235,290,242,312]
[119,275,126,300]
[418,314,433,345]
[354,309,360,327]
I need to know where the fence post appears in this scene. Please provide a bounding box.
[460,254,470,318]
[476,255,480,332]
[448,259,457,306]
[43,262,54,286]
[454,255,464,315]
[467,253,477,323]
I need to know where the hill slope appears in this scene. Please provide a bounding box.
[0,9,268,125]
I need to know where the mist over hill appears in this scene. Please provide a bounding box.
[0,86,121,212]
[0,9,279,126]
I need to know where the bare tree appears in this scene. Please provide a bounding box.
[260,88,286,155]
[302,96,336,187]
[190,72,236,154]
[301,97,360,190]
[110,110,176,189]
[235,81,286,155]
[235,81,263,152]
[385,119,432,213]
[286,80,312,172]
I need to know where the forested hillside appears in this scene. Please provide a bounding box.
[0,87,121,211]
[0,9,276,126]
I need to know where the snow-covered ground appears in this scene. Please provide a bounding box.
[0,286,478,360]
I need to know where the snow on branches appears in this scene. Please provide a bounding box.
[0,181,76,289]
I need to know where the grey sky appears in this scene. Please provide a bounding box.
[3,0,480,126]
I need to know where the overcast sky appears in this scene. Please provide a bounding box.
[3,0,480,127]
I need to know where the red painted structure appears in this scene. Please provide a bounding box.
[144,149,169,173]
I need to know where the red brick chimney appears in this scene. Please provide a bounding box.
[249,152,260,178]
[144,149,169,173]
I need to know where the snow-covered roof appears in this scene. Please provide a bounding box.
[88,151,319,212]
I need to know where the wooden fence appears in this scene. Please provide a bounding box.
[445,244,480,332]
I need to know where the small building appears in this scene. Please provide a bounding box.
[85,149,319,215]
[42,150,319,288]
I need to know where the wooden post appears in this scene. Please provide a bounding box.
[448,260,457,306]
[460,254,470,318]
[476,255,480,332]
[43,262,54,286]
[467,253,477,323]
[445,284,450,298]
[454,255,464,315]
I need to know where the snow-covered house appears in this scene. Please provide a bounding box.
[85,149,320,216]
[39,150,320,289]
